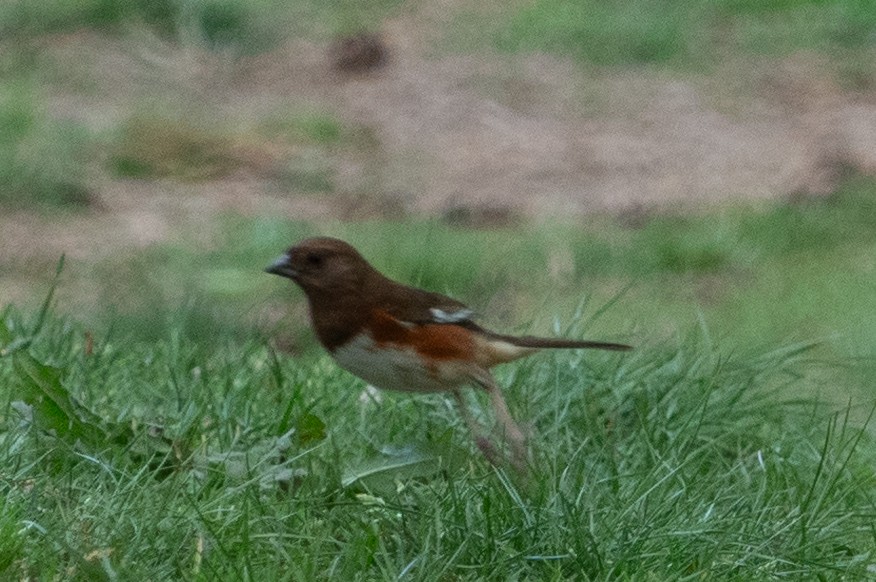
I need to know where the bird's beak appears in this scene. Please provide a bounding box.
[265,254,297,279]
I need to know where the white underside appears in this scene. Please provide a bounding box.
[333,333,472,393]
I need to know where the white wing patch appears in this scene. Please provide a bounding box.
[429,307,474,323]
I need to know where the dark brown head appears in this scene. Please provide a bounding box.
[265,237,374,297]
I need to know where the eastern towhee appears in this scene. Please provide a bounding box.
[267,237,631,470]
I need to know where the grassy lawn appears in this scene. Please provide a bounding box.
[2,298,875,579]
[3,181,876,578]
[2,0,876,578]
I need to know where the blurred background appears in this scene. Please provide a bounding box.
[1,0,874,376]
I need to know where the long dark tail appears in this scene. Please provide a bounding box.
[498,334,632,351]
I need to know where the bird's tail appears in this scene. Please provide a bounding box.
[504,335,632,351]
[476,333,631,367]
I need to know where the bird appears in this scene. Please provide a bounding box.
[266,237,631,470]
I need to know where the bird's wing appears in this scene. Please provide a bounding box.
[379,282,632,354]
[382,284,481,328]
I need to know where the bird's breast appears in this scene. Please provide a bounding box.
[332,331,474,393]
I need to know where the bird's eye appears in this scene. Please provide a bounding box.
[305,253,323,267]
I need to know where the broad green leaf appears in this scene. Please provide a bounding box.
[12,352,107,448]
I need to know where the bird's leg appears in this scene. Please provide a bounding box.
[452,389,501,465]
[471,370,529,472]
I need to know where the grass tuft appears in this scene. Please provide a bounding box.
[108,114,238,181]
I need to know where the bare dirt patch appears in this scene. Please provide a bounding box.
[38,28,876,221]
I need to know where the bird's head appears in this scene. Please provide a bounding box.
[265,237,372,295]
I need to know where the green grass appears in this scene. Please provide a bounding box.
[0,80,93,209]
[0,0,176,39]
[1,298,874,579]
[3,183,875,578]
[0,0,406,52]
[2,1,875,575]
[108,114,240,181]
[106,108,375,191]
[0,0,276,52]
[497,0,693,66]
[257,112,346,146]
[495,0,876,67]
